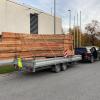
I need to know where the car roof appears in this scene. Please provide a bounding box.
[85,46,99,50]
[76,46,99,50]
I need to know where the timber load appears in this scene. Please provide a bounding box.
[0,32,74,60]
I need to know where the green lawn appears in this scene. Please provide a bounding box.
[0,65,16,74]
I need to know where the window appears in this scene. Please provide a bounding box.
[30,13,38,34]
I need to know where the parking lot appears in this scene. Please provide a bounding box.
[0,61,100,100]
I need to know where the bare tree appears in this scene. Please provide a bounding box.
[85,20,100,45]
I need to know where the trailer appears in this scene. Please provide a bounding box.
[0,32,82,73]
[13,55,82,73]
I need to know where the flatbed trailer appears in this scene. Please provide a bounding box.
[13,55,82,73]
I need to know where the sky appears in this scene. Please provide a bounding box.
[17,0,100,32]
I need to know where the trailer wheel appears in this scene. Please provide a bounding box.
[61,64,67,71]
[53,64,61,73]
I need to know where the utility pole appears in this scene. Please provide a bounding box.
[77,13,79,48]
[68,10,71,33]
[74,16,76,48]
[80,11,82,47]
[54,0,56,34]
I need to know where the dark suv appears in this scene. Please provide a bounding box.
[75,46,100,63]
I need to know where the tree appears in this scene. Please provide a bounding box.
[85,20,100,45]
[95,32,100,47]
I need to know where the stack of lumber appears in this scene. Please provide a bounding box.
[0,32,74,60]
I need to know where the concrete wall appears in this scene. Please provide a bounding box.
[0,0,62,34]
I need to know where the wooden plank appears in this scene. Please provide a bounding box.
[2,32,65,39]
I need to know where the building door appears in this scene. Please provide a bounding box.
[30,13,38,34]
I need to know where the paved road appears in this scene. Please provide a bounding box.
[0,62,100,100]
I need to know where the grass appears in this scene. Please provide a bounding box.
[0,65,16,74]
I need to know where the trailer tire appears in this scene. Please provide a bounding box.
[61,64,67,71]
[53,64,61,73]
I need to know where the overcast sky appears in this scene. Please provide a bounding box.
[17,0,100,32]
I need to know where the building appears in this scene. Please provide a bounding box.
[0,0,62,34]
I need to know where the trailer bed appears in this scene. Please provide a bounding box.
[14,55,82,72]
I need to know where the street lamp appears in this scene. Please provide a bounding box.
[68,9,71,32]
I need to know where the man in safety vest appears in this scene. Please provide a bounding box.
[17,56,23,70]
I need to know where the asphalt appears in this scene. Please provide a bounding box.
[0,61,100,100]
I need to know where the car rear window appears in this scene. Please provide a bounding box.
[75,48,87,54]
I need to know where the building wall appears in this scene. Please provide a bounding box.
[0,0,6,33]
[0,0,30,34]
[0,0,62,34]
[38,13,62,34]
